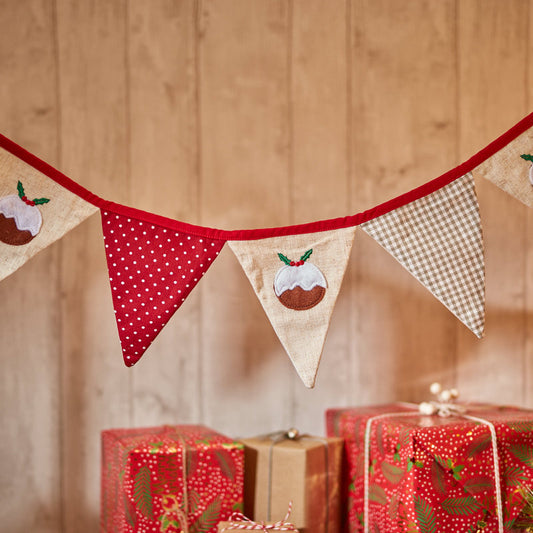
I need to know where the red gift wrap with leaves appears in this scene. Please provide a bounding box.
[326,403,533,533]
[101,425,244,533]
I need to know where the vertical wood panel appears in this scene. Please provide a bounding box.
[526,0,533,406]
[0,4,61,531]
[128,0,201,425]
[349,0,458,404]
[457,0,529,403]
[289,0,350,432]
[56,1,130,531]
[199,0,292,435]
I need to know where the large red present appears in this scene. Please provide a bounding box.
[326,402,533,533]
[101,425,244,533]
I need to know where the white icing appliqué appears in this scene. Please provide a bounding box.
[0,194,42,236]
[274,262,327,296]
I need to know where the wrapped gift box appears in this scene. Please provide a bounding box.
[241,432,343,533]
[101,425,244,533]
[326,403,533,533]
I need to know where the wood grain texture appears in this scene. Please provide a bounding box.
[0,1,532,529]
[127,0,202,426]
[349,0,458,405]
[289,0,351,429]
[456,0,529,404]
[56,1,130,531]
[198,0,292,436]
[0,1,61,532]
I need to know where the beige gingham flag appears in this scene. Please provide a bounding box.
[229,226,356,388]
[0,146,98,281]
[361,173,485,337]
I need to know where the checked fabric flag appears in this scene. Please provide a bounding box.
[101,209,225,366]
[361,173,485,338]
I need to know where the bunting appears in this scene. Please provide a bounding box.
[228,227,356,388]
[101,208,225,366]
[1,111,533,386]
[360,173,485,338]
[0,145,97,281]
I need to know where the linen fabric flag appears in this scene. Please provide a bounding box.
[361,173,485,337]
[228,226,356,388]
[474,119,533,207]
[101,209,225,366]
[0,146,98,281]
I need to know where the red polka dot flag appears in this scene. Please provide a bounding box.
[101,209,225,366]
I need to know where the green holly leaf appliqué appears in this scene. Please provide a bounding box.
[414,495,437,533]
[133,465,154,519]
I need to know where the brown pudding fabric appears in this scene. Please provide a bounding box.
[277,285,326,310]
[0,213,34,245]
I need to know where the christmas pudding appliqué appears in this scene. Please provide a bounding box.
[521,153,533,186]
[0,181,50,245]
[274,249,327,310]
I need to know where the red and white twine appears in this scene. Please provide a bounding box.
[220,502,297,532]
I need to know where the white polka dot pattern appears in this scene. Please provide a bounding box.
[101,210,225,366]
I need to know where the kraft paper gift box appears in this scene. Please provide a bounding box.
[101,425,244,533]
[241,432,343,533]
[326,403,533,533]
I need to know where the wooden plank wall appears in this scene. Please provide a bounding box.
[0,1,531,531]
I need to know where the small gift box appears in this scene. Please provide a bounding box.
[241,430,343,533]
[101,425,244,533]
[326,386,533,533]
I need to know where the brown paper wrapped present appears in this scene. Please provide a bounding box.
[241,430,343,533]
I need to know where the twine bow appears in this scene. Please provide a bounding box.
[363,385,504,533]
[418,382,466,417]
[221,502,297,532]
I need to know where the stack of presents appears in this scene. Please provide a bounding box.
[101,386,533,533]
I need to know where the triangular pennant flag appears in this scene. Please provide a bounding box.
[229,226,356,388]
[0,146,98,281]
[361,173,485,337]
[101,209,225,366]
[475,120,533,207]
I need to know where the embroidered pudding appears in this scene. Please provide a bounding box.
[274,249,327,310]
[0,181,49,245]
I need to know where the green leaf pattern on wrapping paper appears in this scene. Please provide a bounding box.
[133,465,154,518]
[394,443,401,462]
[441,496,481,516]
[465,433,492,458]
[507,420,533,433]
[463,475,494,494]
[188,489,201,515]
[124,493,137,528]
[376,423,385,456]
[505,464,528,487]
[369,484,387,505]
[381,461,404,484]
[190,496,222,533]
[510,444,533,468]
[430,458,447,495]
[215,449,236,481]
[414,496,437,533]
[388,493,400,521]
